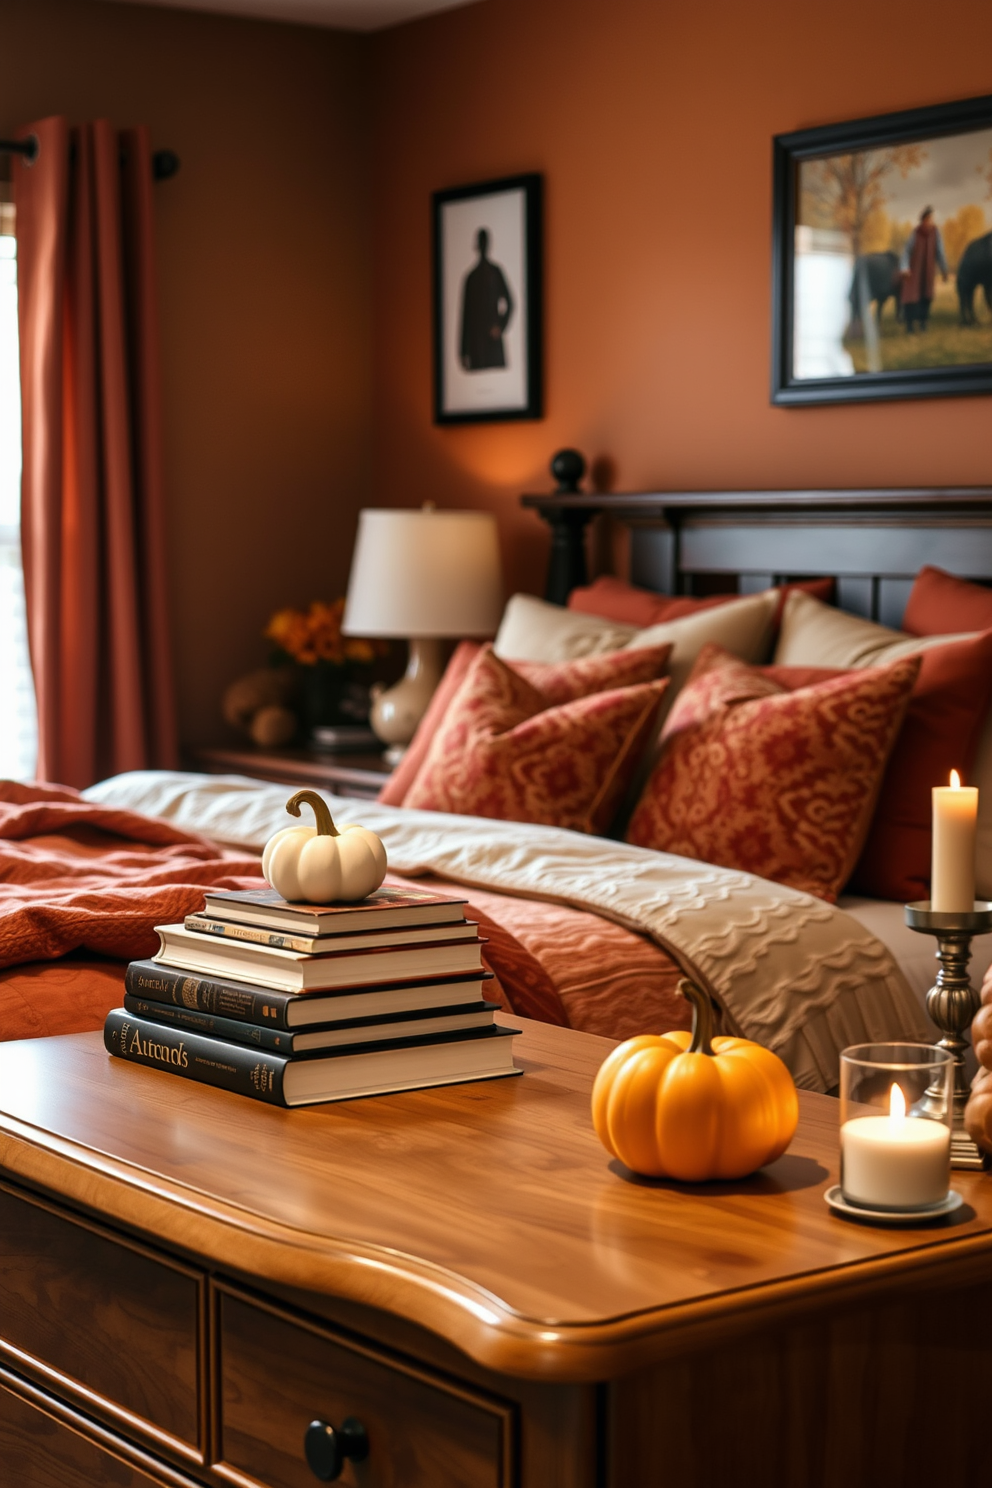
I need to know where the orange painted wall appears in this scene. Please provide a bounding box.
[3,0,372,745]
[371,0,992,595]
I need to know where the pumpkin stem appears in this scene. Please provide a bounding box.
[678,978,714,1056]
[285,789,339,837]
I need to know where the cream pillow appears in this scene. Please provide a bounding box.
[775,589,992,898]
[496,591,778,693]
[494,594,637,661]
[623,591,778,702]
[774,590,974,667]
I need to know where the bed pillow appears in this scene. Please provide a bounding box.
[765,644,992,900]
[903,566,992,637]
[773,589,976,668]
[567,577,734,626]
[403,646,669,835]
[773,592,992,899]
[568,575,835,627]
[625,645,920,903]
[496,590,777,700]
[379,639,673,806]
[494,594,638,661]
[849,630,992,899]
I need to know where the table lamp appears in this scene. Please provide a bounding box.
[342,507,504,762]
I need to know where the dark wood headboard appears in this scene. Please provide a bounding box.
[521,488,992,628]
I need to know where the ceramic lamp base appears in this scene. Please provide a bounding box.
[369,637,444,751]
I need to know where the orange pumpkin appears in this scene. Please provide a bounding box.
[591,979,798,1181]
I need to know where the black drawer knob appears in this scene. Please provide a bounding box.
[304,1417,369,1481]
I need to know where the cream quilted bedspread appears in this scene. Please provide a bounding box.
[84,771,930,1093]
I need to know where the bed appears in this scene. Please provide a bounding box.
[6,487,992,1093]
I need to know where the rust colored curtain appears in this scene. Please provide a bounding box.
[13,117,177,788]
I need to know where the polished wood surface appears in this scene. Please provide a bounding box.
[1,1021,991,1381]
[0,1182,202,1455]
[0,1370,194,1488]
[217,1286,509,1488]
[185,745,390,800]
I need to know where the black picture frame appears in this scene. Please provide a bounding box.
[772,94,992,406]
[432,173,543,424]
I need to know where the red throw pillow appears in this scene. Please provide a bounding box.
[568,575,835,627]
[403,646,669,834]
[903,566,992,637]
[849,630,992,899]
[381,639,673,807]
[625,645,920,903]
[765,637,992,900]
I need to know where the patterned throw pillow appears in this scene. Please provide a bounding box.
[380,639,673,806]
[625,645,921,902]
[403,647,669,835]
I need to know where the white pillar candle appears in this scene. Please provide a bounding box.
[841,1084,950,1209]
[931,770,977,912]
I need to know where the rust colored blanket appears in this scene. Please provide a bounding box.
[0,781,266,970]
[9,783,682,1041]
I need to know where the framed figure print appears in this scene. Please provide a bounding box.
[772,93,992,405]
[433,173,543,423]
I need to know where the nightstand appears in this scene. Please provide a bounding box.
[183,745,392,801]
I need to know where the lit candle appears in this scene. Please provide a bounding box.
[931,769,978,912]
[841,1083,950,1209]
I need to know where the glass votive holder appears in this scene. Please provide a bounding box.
[839,1043,954,1211]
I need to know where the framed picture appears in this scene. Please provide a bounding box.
[772,94,992,405]
[432,173,543,424]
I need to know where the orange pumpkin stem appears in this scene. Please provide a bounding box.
[285,789,339,837]
[678,978,715,1057]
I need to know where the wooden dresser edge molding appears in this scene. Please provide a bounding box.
[2,1120,991,1383]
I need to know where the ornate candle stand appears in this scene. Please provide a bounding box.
[904,901,992,1170]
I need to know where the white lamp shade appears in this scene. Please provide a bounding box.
[343,508,504,638]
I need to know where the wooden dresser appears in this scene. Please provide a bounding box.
[183,746,392,801]
[1,1019,991,1488]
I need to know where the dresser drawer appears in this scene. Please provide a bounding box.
[0,1182,202,1453]
[217,1289,512,1488]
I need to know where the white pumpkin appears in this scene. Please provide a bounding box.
[262,790,388,903]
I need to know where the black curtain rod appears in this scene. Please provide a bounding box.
[0,136,180,181]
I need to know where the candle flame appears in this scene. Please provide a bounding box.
[950,769,961,789]
[889,1083,906,1121]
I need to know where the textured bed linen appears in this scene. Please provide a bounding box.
[84,772,931,1092]
[0,781,265,969]
[0,954,128,1041]
[0,782,684,1041]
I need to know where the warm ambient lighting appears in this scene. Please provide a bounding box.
[931,768,978,912]
[343,507,503,758]
[889,1082,906,1121]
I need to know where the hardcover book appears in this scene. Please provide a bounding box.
[124,960,495,1029]
[154,924,485,993]
[183,914,479,956]
[104,1008,520,1107]
[123,994,499,1055]
[200,884,468,936]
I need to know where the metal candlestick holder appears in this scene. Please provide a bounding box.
[904,900,992,1170]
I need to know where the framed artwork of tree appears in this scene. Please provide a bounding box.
[432,174,543,424]
[772,94,992,405]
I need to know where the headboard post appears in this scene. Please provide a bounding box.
[522,499,600,604]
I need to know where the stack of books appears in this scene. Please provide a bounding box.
[104,884,519,1106]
